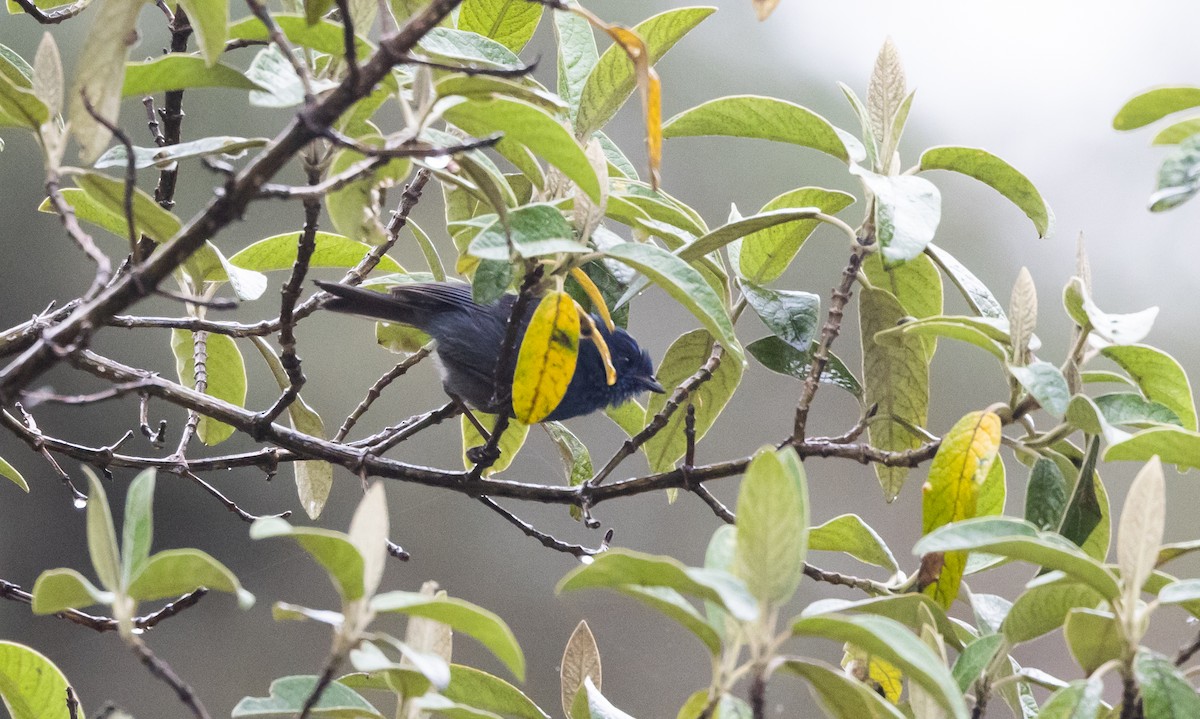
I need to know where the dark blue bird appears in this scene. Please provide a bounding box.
[316,280,665,421]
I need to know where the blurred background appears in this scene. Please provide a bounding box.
[2,1,1200,716]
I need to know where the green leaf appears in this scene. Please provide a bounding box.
[860,286,929,500]
[746,336,862,397]
[170,330,247,446]
[1001,571,1104,644]
[1063,609,1123,675]
[458,0,542,53]
[1037,679,1102,719]
[575,7,715,137]
[1072,279,1159,344]
[472,259,514,304]
[851,165,941,266]
[120,469,155,586]
[461,413,529,476]
[250,516,366,600]
[1009,361,1070,417]
[663,95,859,163]
[83,468,121,592]
[1159,577,1200,604]
[925,243,1007,320]
[74,171,182,243]
[676,208,828,263]
[445,665,550,719]
[127,548,254,609]
[96,136,268,170]
[809,514,899,572]
[1135,650,1200,718]
[1101,344,1196,430]
[861,251,944,355]
[69,0,143,161]
[0,69,47,130]
[230,232,403,275]
[409,694,505,719]
[734,447,808,605]
[232,676,383,718]
[30,568,112,614]
[913,517,1120,599]
[228,15,375,58]
[803,594,964,650]
[1105,426,1200,469]
[1114,86,1200,130]
[642,330,742,472]
[188,242,270,301]
[176,0,227,66]
[740,283,819,352]
[246,44,312,107]
[555,3,597,115]
[790,614,968,719]
[1151,117,1200,145]
[446,98,602,203]
[1025,458,1068,531]
[545,421,592,500]
[419,27,523,70]
[435,74,566,114]
[556,548,758,622]
[1058,440,1109,559]
[778,659,906,719]
[370,592,525,681]
[1093,392,1181,428]
[468,204,589,260]
[0,456,27,492]
[604,400,644,437]
[874,315,1007,360]
[918,146,1053,237]
[614,586,722,655]
[604,243,739,359]
[737,187,856,283]
[0,641,78,719]
[951,633,1005,693]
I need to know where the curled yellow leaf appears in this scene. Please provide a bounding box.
[919,410,1002,608]
[569,266,616,332]
[513,292,581,423]
[577,306,616,386]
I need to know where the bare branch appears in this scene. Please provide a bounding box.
[335,346,432,442]
[11,0,89,23]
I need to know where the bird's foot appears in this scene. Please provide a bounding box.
[466,444,501,466]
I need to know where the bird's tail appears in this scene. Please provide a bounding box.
[315,280,424,327]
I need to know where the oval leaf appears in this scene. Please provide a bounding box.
[919,146,1053,238]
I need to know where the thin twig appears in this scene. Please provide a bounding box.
[130,639,211,719]
[793,244,867,439]
[244,0,316,102]
[14,403,86,503]
[332,0,360,86]
[298,658,342,719]
[255,162,322,429]
[479,497,610,557]
[11,0,89,23]
[45,176,111,299]
[588,344,723,488]
[0,580,207,633]
[335,346,432,441]
[154,8,192,210]
[397,53,539,78]
[80,94,140,261]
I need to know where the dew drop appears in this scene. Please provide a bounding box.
[579,555,594,565]
[131,627,145,635]
[425,154,451,170]
[73,496,88,510]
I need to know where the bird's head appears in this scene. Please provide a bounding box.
[603,324,665,402]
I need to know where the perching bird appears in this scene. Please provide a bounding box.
[315,280,665,421]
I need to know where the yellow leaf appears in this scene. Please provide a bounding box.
[843,645,903,704]
[512,292,581,423]
[600,25,662,189]
[569,266,616,332]
[920,410,1002,608]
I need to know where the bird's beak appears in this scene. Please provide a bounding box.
[642,376,666,394]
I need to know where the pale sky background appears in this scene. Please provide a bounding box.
[1,2,1199,717]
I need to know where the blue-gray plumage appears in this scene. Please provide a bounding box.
[316,280,664,421]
